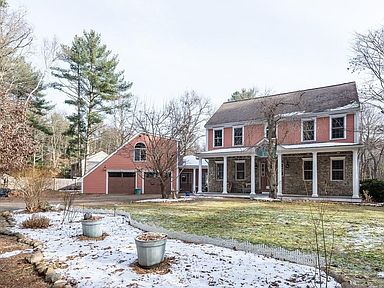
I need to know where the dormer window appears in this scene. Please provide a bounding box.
[302,119,315,141]
[134,143,146,161]
[331,115,346,139]
[213,129,223,147]
[233,127,243,146]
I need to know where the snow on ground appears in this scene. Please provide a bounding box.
[11,211,340,288]
[137,196,226,203]
[343,224,384,250]
[0,249,33,258]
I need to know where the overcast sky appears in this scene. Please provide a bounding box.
[8,0,384,113]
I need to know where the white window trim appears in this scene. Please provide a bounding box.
[235,160,246,181]
[213,128,224,148]
[329,114,347,140]
[330,156,345,181]
[302,158,313,181]
[133,142,147,162]
[232,126,244,146]
[215,161,224,181]
[301,118,316,142]
[264,122,278,139]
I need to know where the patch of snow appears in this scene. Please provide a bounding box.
[378,272,384,279]
[11,212,340,288]
[343,225,384,251]
[279,111,306,118]
[324,102,359,113]
[137,197,196,203]
[0,249,33,258]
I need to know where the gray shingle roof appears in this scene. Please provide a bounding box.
[205,82,359,127]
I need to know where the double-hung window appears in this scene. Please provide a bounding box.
[233,127,243,146]
[302,119,315,141]
[265,124,276,139]
[303,159,313,181]
[235,161,245,180]
[331,158,344,181]
[331,116,345,139]
[214,129,223,147]
[216,162,224,180]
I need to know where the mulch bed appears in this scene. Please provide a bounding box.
[0,236,48,288]
[130,256,175,275]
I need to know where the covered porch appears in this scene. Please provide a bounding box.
[277,142,362,199]
[196,147,268,194]
[196,142,362,200]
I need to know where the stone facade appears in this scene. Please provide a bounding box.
[208,156,253,193]
[207,151,353,196]
[283,152,353,196]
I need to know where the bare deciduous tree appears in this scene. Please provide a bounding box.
[350,28,384,111]
[0,92,36,175]
[169,91,212,157]
[360,105,384,179]
[134,107,178,198]
[246,93,303,198]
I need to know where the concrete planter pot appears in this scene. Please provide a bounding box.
[135,232,167,267]
[81,219,103,238]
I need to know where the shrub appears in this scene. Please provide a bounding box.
[15,168,53,212]
[360,179,384,202]
[21,214,50,229]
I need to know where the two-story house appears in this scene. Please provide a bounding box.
[195,82,362,199]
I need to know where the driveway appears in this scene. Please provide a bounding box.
[0,192,160,211]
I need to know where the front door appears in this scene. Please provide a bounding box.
[259,160,269,192]
[180,172,192,192]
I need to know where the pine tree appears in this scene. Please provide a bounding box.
[52,30,132,176]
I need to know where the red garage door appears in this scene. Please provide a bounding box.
[144,172,171,194]
[108,172,135,194]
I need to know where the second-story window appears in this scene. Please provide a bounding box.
[134,143,146,161]
[265,124,276,139]
[233,127,243,146]
[302,120,315,141]
[331,116,345,139]
[214,129,223,147]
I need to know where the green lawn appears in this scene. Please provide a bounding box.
[111,199,384,287]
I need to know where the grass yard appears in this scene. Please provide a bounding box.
[111,199,384,287]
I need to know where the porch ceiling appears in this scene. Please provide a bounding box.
[277,142,363,154]
[196,147,256,158]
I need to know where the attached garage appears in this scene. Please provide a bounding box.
[108,172,135,194]
[144,172,171,194]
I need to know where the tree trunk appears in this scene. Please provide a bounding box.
[160,181,166,199]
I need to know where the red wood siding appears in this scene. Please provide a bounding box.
[83,134,177,194]
[206,113,356,151]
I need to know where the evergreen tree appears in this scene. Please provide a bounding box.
[52,30,132,175]
[228,87,258,101]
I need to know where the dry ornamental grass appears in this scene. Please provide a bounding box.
[21,215,50,229]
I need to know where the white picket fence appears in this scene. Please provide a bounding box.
[82,208,323,268]
[129,218,323,267]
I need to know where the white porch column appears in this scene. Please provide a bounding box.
[198,158,203,193]
[223,156,228,194]
[176,168,180,193]
[277,153,283,197]
[312,152,318,197]
[250,155,256,195]
[352,149,360,198]
[192,168,196,193]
